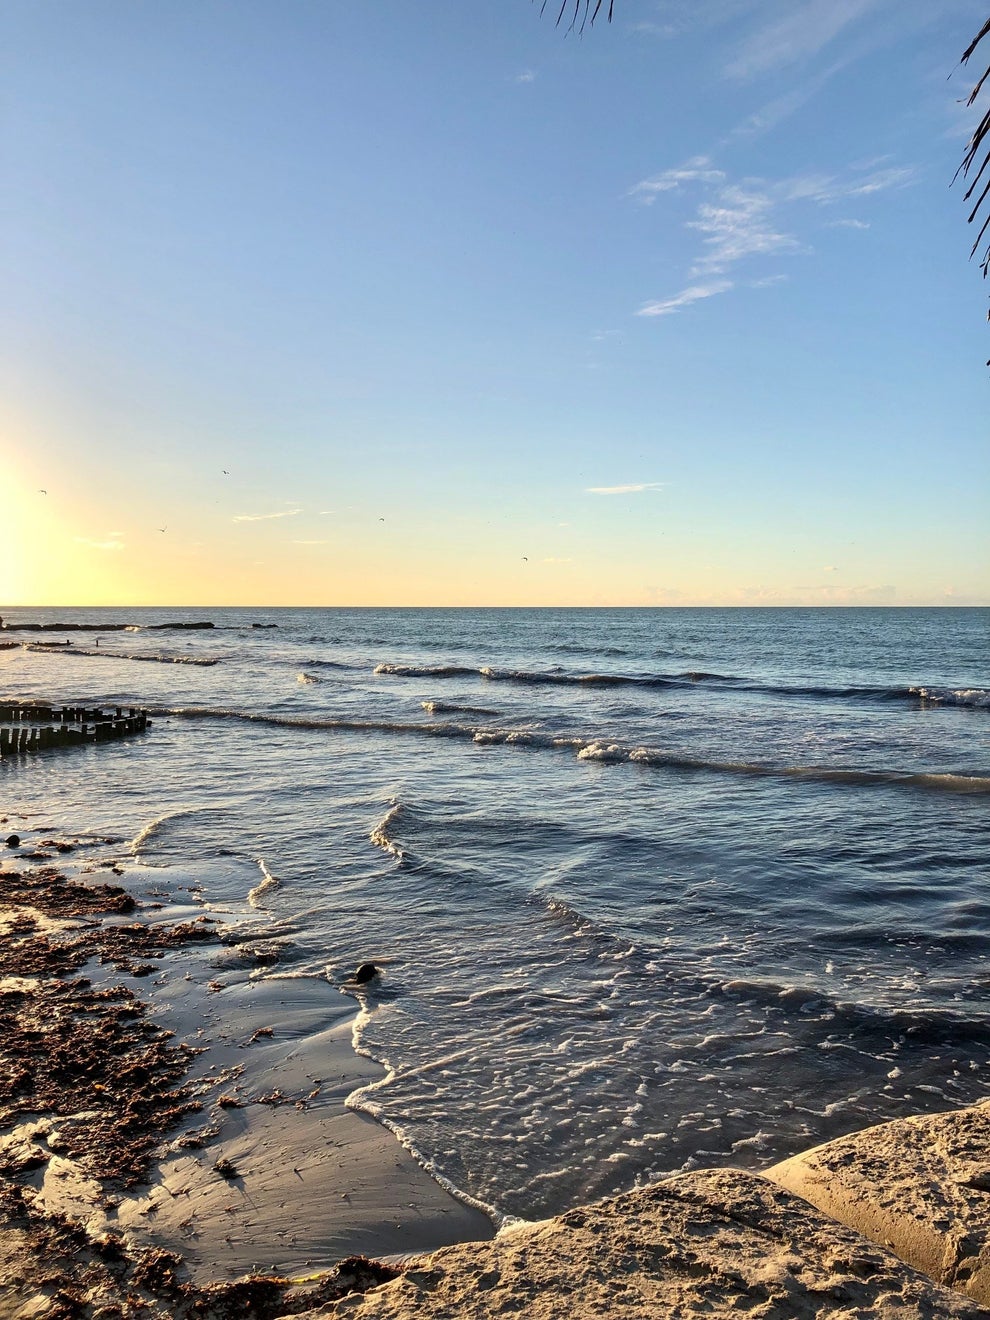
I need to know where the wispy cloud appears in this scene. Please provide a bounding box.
[778,166,915,204]
[748,273,789,288]
[637,281,733,317]
[233,509,302,523]
[628,157,726,204]
[827,217,871,230]
[74,536,124,552]
[515,69,536,83]
[687,185,801,275]
[586,482,666,495]
[626,1,758,43]
[725,0,881,81]
[630,157,913,317]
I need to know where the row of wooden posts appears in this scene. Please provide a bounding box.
[0,705,149,757]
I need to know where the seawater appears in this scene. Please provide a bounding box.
[2,606,988,1224]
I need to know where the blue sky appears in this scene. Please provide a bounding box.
[2,0,988,605]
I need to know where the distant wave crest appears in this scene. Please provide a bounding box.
[375,660,988,710]
[375,662,478,678]
[909,686,990,709]
[25,644,219,666]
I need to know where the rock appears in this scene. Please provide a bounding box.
[309,1168,984,1318]
[4,834,20,848]
[767,1101,990,1305]
[353,963,380,985]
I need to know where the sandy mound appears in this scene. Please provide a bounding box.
[768,1102,990,1305]
[302,1167,985,1318]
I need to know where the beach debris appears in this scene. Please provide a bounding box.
[256,1089,288,1106]
[248,1026,274,1043]
[217,1094,244,1108]
[4,834,20,848]
[213,1157,239,1180]
[353,961,381,984]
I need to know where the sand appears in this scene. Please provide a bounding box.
[768,1103,990,1305]
[302,1167,986,1318]
[0,842,492,1318]
[5,839,990,1318]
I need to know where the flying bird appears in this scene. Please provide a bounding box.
[38,489,47,495]
[158,526,167,533]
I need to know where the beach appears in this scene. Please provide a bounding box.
[1,606,988,1312]
[0,845,491,1317]
[6,851,990,1317]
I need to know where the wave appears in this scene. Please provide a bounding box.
[24,644,220,666]
[374,661,989,711]
[248,857,282,908]
[154,706,990,796]
[421,700,498,716]
[374,662,478,678]
[715,975,990,1047]
[299,658,363,671]
[129,806,222,853]
[545,644,633,657]
[909,686,990,709]
[369,801,408,861]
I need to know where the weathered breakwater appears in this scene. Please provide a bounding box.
[0,704,149,757]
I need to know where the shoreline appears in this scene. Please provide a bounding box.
[0,836,492,1316]
[4,837,990,1316]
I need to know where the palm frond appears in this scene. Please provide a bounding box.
[959,19,990,278]
[538,0,613,35]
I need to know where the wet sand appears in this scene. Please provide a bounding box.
[0,837,492,1317]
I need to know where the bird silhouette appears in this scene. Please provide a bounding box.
[38,489,47,495]
[158,526,167,533]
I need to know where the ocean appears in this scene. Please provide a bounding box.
[1,606,988,1226]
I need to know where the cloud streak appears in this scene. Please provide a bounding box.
[725,0,882,81]
[637,281,733,317]
[74,537,124,551]
[586,482,666,495]
[233,509,302,523]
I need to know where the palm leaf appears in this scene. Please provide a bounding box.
[959,19,990,278]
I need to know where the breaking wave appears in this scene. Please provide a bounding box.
[153,706,990,795]
[248,857,282,908]
[374,662,478,678]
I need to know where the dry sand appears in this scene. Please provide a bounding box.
[768,1103,990,1306]
[302,1167,987,1319]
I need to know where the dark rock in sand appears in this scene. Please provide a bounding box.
[4,835,20,849]
[354,962,381,984]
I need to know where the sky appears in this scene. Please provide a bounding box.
[2,0,988,607]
